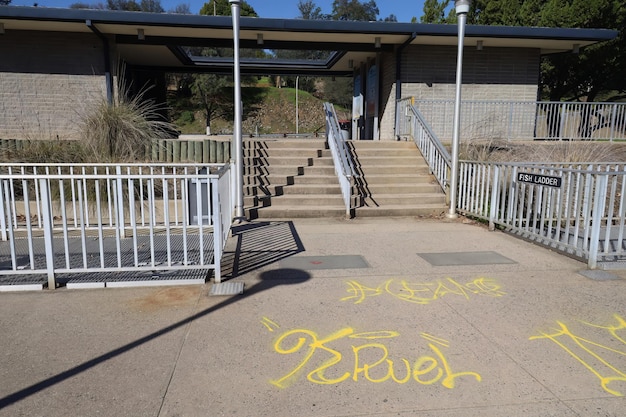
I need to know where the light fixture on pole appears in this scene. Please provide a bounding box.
[230,0,244,220]
[447,0,471,219]
[295,76,299,135]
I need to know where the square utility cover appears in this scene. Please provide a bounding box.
[280,255,369,270]
[418,251,516,266]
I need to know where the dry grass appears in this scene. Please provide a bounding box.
[461,139,626,164]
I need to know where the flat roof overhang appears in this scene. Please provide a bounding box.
[0,6,618,75]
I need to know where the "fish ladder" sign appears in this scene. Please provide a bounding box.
[517,172,562,188]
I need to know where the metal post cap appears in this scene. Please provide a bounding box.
[229,0,240,4]
[455,0,471,14]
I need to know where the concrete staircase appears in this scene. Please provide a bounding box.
[349,140,447,217]
[242,138,447,219]
[243,139,346,219]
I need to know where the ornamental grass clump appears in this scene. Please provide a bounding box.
[81,83,175,163]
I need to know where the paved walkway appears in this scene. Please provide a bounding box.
[0,217,625,417]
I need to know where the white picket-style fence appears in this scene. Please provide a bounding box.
[396,98,626,268]
[0,163,234,289]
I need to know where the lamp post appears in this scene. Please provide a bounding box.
[295,76,299,135]
[447,0,471,219]
[230,0,244,219]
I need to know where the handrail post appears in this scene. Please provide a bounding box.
[39,178,56,289]
[116,165,125,238]
[489,166,500,231]
[588,174,608,269]
[0,180,6,241]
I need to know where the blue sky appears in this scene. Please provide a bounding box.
[8,0,429,22]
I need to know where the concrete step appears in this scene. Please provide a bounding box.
[359,184,442,194]
[244,139,327,149]
[350,140,416,149]
[354,156,425,165]
[356,204,446,217]
[247,205,347,220]
[243,148,332,158]
[350,149,421,157]
[244,156,315,166]
[356,175,434,184]
[243,174,338,186]
[303,166,337,176]
[245,184,342,197]
[261,194,344,207]
[363,193,446,205]
[245,156,334,167]
[357,165,430,175]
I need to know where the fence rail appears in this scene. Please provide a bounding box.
[0,138,232,164]
[0,163,234,288]
[396,98,451,191]
[324,102,356,217]
[457,161,626,268]
[415,100,626,142]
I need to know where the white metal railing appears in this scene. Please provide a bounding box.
[396,98,451,191]
[457,161,626,268]
[415,100,626,142]
[0,163,234,287]
[324,102,357,217]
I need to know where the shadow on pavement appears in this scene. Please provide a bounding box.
[0,267,311,410]
[220,221,305,280]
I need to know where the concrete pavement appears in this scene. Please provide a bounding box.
[0,217,625,416]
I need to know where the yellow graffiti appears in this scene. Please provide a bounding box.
[530,314,626,396]
[261,317,280,332]
[265,320,481,389]
[341,277,505,305]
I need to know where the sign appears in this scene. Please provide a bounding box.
[517,172,562,188]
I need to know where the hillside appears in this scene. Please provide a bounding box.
[169,84,348,136]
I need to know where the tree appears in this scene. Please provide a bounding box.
[191,74,232,135]
[420,0,450,23]
[465,0,625,103]
[332,0,379,21]
[169,3,191,14]
[140,0,163,13]
[198,0,258,17]
[297,0,328,20]
[106,0,141,11]
[0,0,11,4]
[469,0,522,26]
[381,14,398,22]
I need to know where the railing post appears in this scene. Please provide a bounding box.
[0,180,6,241]
[610,103,617,142]
[489,166,500,231]
[212,176,222,283]
[588,174,608,269]
[116,165,125,239]
[39,178,56,289]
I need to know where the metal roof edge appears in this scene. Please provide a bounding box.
[0,6,618,42]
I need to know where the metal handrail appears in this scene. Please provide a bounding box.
[324,103,357,217]
[415,99,626,142]
[396,98,451,191]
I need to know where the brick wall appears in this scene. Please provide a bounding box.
[379,45,540,140]
[0,30,110,140]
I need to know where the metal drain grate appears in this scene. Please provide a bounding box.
[210,281,244,296]
[578,269,623,281]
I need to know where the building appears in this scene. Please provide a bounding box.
[0,6,617,141]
